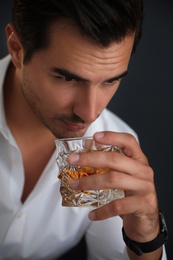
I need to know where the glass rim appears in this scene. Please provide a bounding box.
[55,136,93,143]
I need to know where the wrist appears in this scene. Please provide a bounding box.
[122,211,168,256]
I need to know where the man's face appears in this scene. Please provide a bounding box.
[20,20,134,138]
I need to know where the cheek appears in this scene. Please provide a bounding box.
[38,80,78,112]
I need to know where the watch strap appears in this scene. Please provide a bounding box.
[122,227,165,255]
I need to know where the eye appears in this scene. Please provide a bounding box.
[104,78,121,86]
[56,75,76,82]
[64,75,76,82]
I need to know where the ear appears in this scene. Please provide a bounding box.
[5,24,24,69]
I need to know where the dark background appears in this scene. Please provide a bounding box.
[0,1,172,259]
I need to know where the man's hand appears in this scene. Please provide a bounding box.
[68,131,163,259]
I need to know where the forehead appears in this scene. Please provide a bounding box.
[39,19,134,78]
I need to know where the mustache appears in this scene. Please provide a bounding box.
[55,114,86,124]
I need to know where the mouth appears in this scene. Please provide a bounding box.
[60,119,89,132]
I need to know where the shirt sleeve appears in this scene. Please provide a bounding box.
[122,245,167,260]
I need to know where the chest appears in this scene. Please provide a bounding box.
[21,140,56,202]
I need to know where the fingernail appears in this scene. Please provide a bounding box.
[95,132,104,139]
[69,179,79,189]
[67,153,80,163]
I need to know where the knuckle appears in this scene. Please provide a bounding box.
[140,164,154,179]
[126,133,137,145]
[147,166,154,179]
[111,200,122,213]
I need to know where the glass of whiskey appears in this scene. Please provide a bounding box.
[55,136,124,207]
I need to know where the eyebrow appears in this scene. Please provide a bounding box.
[50,67,128,83]
[50,67,89,82]
[105,70,128,82]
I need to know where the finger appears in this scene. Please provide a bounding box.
[93,131,148,164]
[67,150,153,180]
[69,170,153,194]
[88,192,157,221]
[88,196,139,221]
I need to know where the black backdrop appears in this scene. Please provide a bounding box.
[0,1,173,259]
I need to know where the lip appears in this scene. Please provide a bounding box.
[61,120,89,131]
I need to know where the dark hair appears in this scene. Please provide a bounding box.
[12,0,144,63]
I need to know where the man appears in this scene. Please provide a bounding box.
[0,0,168,259]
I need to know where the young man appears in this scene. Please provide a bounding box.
[0,0,168,259]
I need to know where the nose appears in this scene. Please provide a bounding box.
[73,86,100,123]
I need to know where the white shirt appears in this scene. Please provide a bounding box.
[0,56,167,259]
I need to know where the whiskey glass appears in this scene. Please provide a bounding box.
[55,137,124,207]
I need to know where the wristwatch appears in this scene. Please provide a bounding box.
[122,210,168,256]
